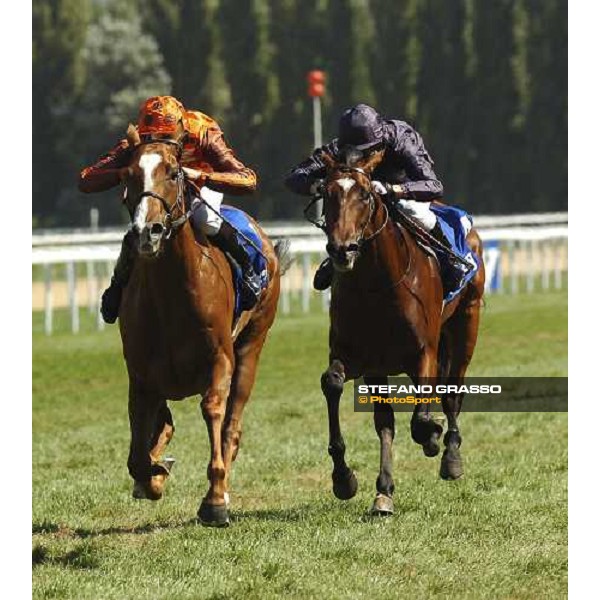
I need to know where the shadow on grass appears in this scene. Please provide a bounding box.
[33,543,100,570]
[32,518,197,540]
[33,504,320,539]
[230,504,323,523]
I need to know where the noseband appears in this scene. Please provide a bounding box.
[134,139,192,239]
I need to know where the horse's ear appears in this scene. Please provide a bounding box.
[126,123,140,147]
[359,148,385,174]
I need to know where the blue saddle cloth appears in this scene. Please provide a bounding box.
[429,204,480,303]
[220,206,269,319]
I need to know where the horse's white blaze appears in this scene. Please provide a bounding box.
[134,153,162,232]
[134,197,149,233]
[336,177,356,193]
[139,153,161,192]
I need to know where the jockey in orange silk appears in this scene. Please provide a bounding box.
[79,96,261,323]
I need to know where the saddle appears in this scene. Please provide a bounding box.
[191,204,269,320]
[391,202,479,303]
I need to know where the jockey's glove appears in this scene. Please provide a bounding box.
[379,182,407,198]
[372,180,388,195]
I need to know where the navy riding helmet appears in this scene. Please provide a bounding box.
[338,104,385,151]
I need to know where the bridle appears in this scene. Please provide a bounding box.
[342,166,389,247]
[134,139,193,239]
[305,165,389,250]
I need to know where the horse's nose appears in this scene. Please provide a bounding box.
[138,221,165,255]
[148,222,166,237]
[326,242,344,259]
[326,242,359,259]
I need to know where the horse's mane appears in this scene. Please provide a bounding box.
[337,146,365,168]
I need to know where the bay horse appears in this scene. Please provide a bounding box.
[318,150,485,515]
[117,125,287,526]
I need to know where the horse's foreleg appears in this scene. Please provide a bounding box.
[321,359,357,500]
[367,376,395,516]
[410,345,444,457]
[127,382,164,500]
[149,402,174,463]
[440,296,482,480]
[198,352,233,527]
[147,402,176,495]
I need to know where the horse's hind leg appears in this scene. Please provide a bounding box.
[322,360,358,500]
[127,382,165,500]
[367,376,395,516]
[440,292,482,480]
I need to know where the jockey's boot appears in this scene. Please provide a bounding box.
[101,231,136,324]
[429,223,471,292]
[213,221,262,309]
[313,258,334,291]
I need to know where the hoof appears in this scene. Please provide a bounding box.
[440,448,464,480]
[332,469,358,500]
[132,480,163,501]
[370,493,394,516]
[422,433,441,457]
[198,501,230,527]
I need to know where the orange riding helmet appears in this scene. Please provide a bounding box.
[137,95,187,137]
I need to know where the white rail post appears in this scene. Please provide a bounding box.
[509,240,518,295]
[86,260,97,315]
[302,253,311,313]
[66,261,79,333]
[44,263,53,336]
[526,240,535,293]
[553,239,562,290]
[90,207,99,231]
[541,240,550,291]
[280,262,291,315]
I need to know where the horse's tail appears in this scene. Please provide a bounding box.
[274,238,293,276]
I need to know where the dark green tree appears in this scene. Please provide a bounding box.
[33,0,90,226]
[32,0,568,226]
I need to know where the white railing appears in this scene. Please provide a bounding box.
[32,212,567,247]
[32,213,567,335]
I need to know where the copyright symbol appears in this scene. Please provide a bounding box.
[358,396,368,404]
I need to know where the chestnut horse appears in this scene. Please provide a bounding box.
[118,126,286,526]
[318,150,485,516]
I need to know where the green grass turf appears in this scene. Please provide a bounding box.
[32,290,567,599]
